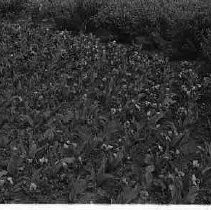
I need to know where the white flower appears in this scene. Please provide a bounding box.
[39,157,48,164]
[192,174,197,186]
[168,131,173,136]
[193,160,199,168]
[176,149,180,155]
[60,49,67,54]
[186,91,191,96]
[0,179,5,187]
[113,153,117,158]
[122,178,128,184]
[197,84,201,88]
[152,103,157,108]
[135,104,141,110]
[62,162,68,168]
[154,85,160,89]
[29,182,37,191]
[7,177,13,185]
[118,108,122,112]
[156,124,160,128]
[78,156,82,163]
[101,144,113,150]
[147,111,151,116]
[28,158,33,163]
[158,145,163,151]
[111,108,117,115]
[145,101,150,105]
[63,143,69,149]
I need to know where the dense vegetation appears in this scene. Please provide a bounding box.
[0,0,210,204]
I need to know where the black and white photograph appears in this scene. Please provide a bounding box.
[0,0,211,206]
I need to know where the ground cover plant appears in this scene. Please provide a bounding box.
[0,0,211,204]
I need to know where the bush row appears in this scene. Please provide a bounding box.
[12,0,207,63]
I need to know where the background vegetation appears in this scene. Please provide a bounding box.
[0,0,210,204]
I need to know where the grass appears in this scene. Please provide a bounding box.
[0,0,211,204]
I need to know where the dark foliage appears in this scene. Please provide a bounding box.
[0,0,211,204]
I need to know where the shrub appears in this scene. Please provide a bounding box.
[202,30,211,61]
[0,0,27,18]
[90,0,210,45]
[46,0,104,33]
[26,0,53,22]
[168,11,211,60]
[22,0,211,49]
[92,0,161,41]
